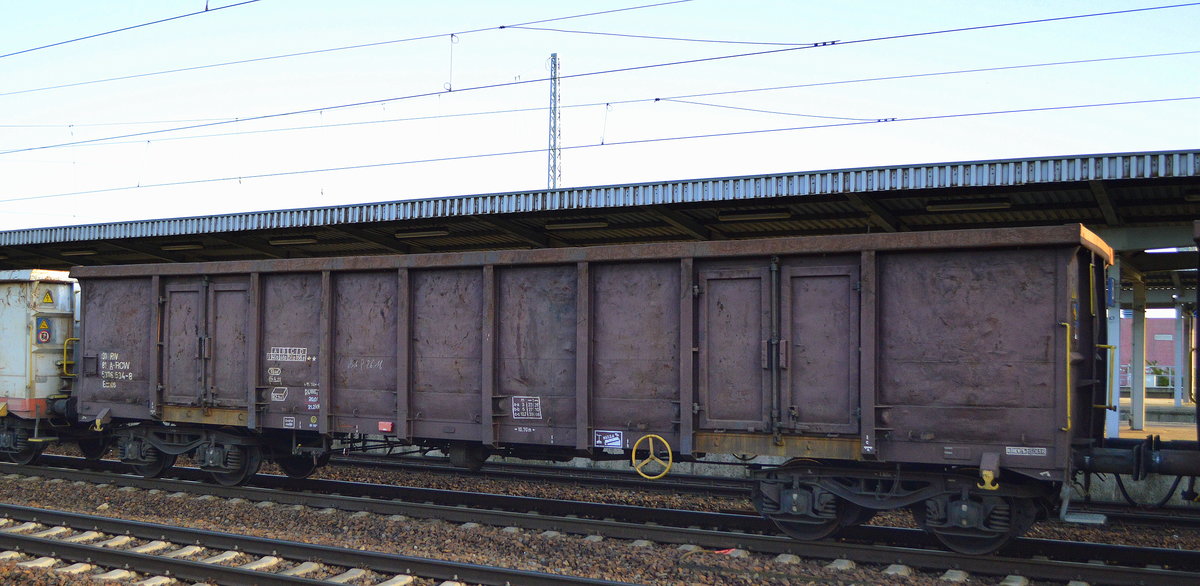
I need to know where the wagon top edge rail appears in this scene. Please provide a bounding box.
[70,223,1113,279]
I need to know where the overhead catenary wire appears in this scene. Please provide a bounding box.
[8,49,1198,144]
[4,4,1197,157]
[656,49,1200,102]
[511,1,1200,45]
[0,0,695,99]
[0,118,236,129]
[2,95,1195,206]
[510,0,693,27]
[503,25,815,46]
[659,99,879,121]
[0,0,265,61]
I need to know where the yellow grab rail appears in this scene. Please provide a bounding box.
[1089,262,1097,318]
[61,337,79,377]
[1059,322,1072,432]
[1095,345,1117,410]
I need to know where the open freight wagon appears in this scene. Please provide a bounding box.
[69,224,1117,551]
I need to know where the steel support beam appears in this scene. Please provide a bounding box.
[101,240,182,263]
[847,193,906,232]
[1089,180,1122,226]
[472,216,565,248]
[327,226,421,254]
[1092,225,1193,251]
[1121,251,1199,275]
[212,235,289,259]
[1118,288,1195,307]
[2,248,101,267]
[642,206,713,241]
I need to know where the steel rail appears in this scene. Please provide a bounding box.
[1073,502,1200,528]
[0,503,634,586]
[325,453,755,497]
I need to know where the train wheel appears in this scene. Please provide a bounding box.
[928,527,1012,555]
[769,515,841,540]
[210,445,263,486]
[77,437,110,460]
[4,442,44,466]
[275,453,328,479]
[912,495,1037,555]
[132,450,177,478]
[768,499,866,541]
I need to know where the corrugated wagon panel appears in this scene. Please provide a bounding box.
[875,247,1063,459]
[409,268,484,441]
[495,265,578,446]
[331,271,399,434]
[258,273,324,432]
[590,262,680,448]
[75,277,156,422]
[696,264,770,431]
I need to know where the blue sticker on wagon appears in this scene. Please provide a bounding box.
[594,430,624,448]
[35,318,52,344]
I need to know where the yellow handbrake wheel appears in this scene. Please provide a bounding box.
[631,434,673,480]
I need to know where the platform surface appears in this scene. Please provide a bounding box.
[1118,397,1197,441]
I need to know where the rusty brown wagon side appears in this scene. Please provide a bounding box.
[69,223,1116,551]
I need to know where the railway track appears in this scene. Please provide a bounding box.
[0,502,630,585]
[333,455,1200,525]
[6,459,1200,585]
[329,454,1200,531]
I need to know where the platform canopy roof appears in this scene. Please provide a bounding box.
[2,149,1197,297]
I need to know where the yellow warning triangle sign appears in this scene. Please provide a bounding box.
[41,291,54,304]
[37,318,50,330]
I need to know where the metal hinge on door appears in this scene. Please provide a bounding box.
[692,285,701,298]
[853,280,862,292]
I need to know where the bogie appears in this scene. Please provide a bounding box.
[754,462,1052,554]
[912,494,1040,555]
[204,444,263,486]
[0,425,43,465]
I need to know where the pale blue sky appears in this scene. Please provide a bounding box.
[0,0,1196,229]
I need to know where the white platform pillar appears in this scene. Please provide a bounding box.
[1104,261,1122,438]
[1176,301,1186,407]
[1130,280,1147,431]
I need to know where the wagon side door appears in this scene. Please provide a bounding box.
[780,265,861,433]
[696,267,771,432]
[161,281,206,406]
[206,280,251,409]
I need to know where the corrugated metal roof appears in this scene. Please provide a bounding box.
[2,150,1196,247]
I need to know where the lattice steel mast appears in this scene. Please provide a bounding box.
[547,53,561,190]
